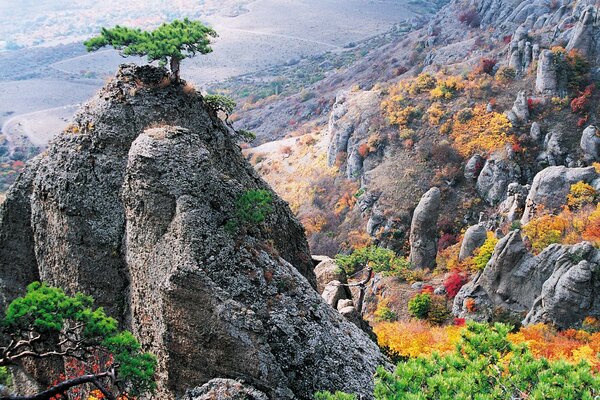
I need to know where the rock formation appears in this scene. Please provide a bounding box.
[453,230,600,329]
[459,224,487,261]
[580,125,600,162]
[409,187,441,269]
[326,90,382,179]
[521,165,599,224]
[476,154,522,205]
[535,49,558,94]
[0,65,385,399]
[185,379,268,400]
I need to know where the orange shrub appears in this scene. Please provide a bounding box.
[509,324,600,370]
[375,321,464,358]
[449,104,514,157]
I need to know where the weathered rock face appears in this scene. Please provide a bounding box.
[521,165,599,224]
[459,224,487,261]
[409,187,440,269]
[535,49,558,95]
[496,182,530,224]
[507,91,529,124]
[566,6,598,59]
[326,90,382,179]
[185,379,268,400]
[314,257,347,294]
[453,231,600,329]
[0,65,385,399]
[476,154,521,205]
[581,125,600,162]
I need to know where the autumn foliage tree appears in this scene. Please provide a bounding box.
[0,283,156,400]
[84,18,217,81]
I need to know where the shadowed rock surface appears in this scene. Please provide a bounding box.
[409,187,440,269]
[453,230,600,328]
[0,65,385,399]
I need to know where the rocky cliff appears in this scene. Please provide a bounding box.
[0,65,385,399]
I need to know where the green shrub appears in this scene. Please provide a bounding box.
[226,189,273,233]
[204,94,236,118]
[374,322,600,399]
[375,302,398,322]
[335,246,396,275]
[408,293,432,319]
[314,391,357,400]
[0,366,11,387]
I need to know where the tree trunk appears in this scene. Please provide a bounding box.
[169,57,181,82]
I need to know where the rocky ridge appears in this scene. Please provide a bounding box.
[0,65,386,399]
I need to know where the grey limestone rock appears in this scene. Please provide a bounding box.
[580,125,600,162]
[521,165,598,223]
[0,65,385,400]
[184,379,268,400]
[454,231,600,329]
[409,187,441,269]
[459,224,488,261]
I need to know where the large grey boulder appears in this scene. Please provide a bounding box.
[521,166,599,223]
[409,187,441,269]
[524,242,600,328]
[464,154,484,181]
[0,65,385,400]
[321,280,350,309]
[314,256,347,294]
[507,91,529,124]
[454,231,600,329]
[580,125,600,162]
[185,379,268,400]
[459,224,488,261]
[497,182,530,224]
[476,154,521,205]
[535,49,558,94]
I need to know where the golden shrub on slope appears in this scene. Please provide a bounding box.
[449,104,514,157]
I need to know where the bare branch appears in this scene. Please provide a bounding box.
[0,371,112,400]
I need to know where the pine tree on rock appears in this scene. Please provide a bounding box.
[84,18,217,82]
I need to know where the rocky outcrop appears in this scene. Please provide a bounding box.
[524,242,600,328]
[535,49,558,95]
[459,224,487,261]
[454,231,600,328]
[476,154,522,205]
[409,187,440,269]
[496,182,530,224]
[521,166,599,223]
[0,65,385,399]
[464,154,484,181]
[507,91,529,124]
[185,379,268,400]
[566,6,598,60]
[314,257,347,294]
[581,125,600,162]
[326,90,382,179]
[321,280,350,309]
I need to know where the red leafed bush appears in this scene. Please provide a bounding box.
[578,115,589,128]
[453,317,466,326]
[444,271,468,299]
[358,143,370,157]
[438,233,458,251]
[571,84,595,114]
[527,98,542,113]
[502,35,512,44]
